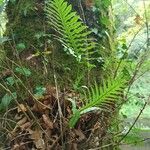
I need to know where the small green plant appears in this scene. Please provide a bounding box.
[16,43,26,53]
[0,92,17,111]
[34,86,46,99]
[15,67,31,77]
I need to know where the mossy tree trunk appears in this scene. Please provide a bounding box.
[5,0,45,54]
[4,0,116,149]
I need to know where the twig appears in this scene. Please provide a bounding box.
[51,44,64,147]
[114,26,143,78]
[92,137,150,150]
[89,98,148,150]
[78,0,90,87]
[142,0,149,48]
[126,51,149,96]
[118,101,148,143]
[123,0,139,15]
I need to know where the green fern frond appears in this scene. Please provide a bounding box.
[45,0,95,61]
[69,77,127,128]
[80,78,126,112]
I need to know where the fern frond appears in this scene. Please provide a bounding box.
[45,0,95,61]
[80,77,126,112]
[0,0,9,14]
[69,77,127,128]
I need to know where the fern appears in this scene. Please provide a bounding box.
[69,77,127,128]
[45,0,95,61]
[0,0,9,14]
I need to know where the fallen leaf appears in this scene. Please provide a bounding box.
[20,122,31,130]
[85,0,95,8]
[13,117,28,132]
[13,142,26,150]
[72,143,78,150]
[17,104,27,113]
[15,114,23,120]
[12,143,20,150]
[30,127,45,149]
[17,117,27,126]
[134,15,143,25]
[32,102,45,112]
[74,129,86,142]
[42,114,53,129]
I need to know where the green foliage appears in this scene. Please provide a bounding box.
[69,77,127,128]
[72,72,84,91]
[16,43,26,53]
[120,72,150,118]
[122,134,142,145]
[5,76,15,86]
[0,36,8,44]
[0,92,17,111]
[0,0,3,4]
[34,86,46,98]
[0,0,9,14]
[15,67,31,77]
[45,0,95,62]
[68,98,81,128]
[120,127,146,145]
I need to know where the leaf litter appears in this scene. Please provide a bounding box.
[0,85,113,150]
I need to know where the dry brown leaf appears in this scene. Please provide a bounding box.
[0,69,12,80]
[34,138,45,149]
[12,143,20,150]
[32,102,44,112]
[42,114,53,129]
[30,127,45,149]
[20,122,31,130]
[30,128,42,140]
[13,117,28,132]
[32,99,51,112]
[134,15,143,25]
[46,85,56,94]
[17,104,27,113]
[17,117,27,126]
[12,142,27,150]
[85,0,95,8]
[15,114,23,120]
[43,100,50,105]
[67,106,72,115]
[72,143,78,150]
[74,129,86,142]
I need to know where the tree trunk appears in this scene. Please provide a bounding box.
[4,0,116,149]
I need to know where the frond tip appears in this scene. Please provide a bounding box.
[45,0,95,61]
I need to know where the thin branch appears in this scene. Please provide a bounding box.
[118,100,148,143]
[123,0,140,15]
[142,0,149,48]
[52,44,64,147]
[126,51,149,96]
[90,98,148,150]
[114,26,143,78]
